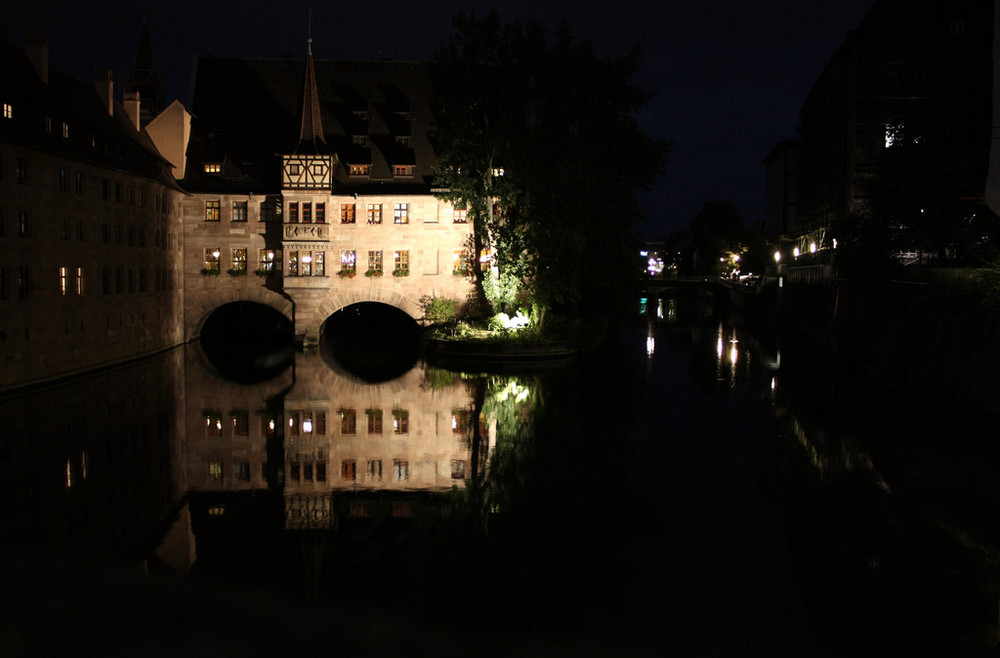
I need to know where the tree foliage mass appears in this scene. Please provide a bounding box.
[431,11,669,321]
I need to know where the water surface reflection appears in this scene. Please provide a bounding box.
[2,301,999,654]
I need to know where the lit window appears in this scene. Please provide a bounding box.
[367,459,382,481]
[393,203,408,224]
[340,409,357,435]
[209,462,223,483]
[341,460,357,481]
[258,249,275,272]
[2,103,11,119]
[392,409,408,434]
[452,410,469,434]
[367,203,382,224]
[453,209,467,223]
[205,412,223,437]
[75,267,85,295]
[393,250,409,276]
[339,250,356,276]
[61,122,69,138]
[203,248,221,273]
[203,163,221,173]
[288,251,298,276]
[492,167,505,177]
[230,248,247,273]
[313,251,324,276]
[393,165,413,176]
[350,164,370,175]
[451,459,466,479]
[59,266,68,295]
[393,459,409,482]
[205,200,220,221]
[367,408,383,434]
[232,201,247,222]
[452,249,470,276]
[341,203,356,224]
[367,250,383,275]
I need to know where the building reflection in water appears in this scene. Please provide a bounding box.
[181,346,485,535]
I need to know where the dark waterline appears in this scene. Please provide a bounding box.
[1,298,997,655]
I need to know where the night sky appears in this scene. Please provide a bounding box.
[4,0,875,239]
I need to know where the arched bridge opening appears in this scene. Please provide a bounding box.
[199,301,295,383]
[320,302,422,382]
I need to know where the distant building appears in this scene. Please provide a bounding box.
[767,0,994,276]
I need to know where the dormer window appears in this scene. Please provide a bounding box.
[2,103,12,119]
[395,136,410,146]
[203,163,222,174]
[393,165,413,177]
[350,164,371,176]
[352,135,368,146]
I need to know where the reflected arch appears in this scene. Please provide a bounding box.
[320,301,422,383]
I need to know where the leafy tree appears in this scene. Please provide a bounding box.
[431,11,668,324]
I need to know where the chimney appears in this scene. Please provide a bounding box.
[95,70,114,116]
[24,33,49,84]
[124,89,141,131]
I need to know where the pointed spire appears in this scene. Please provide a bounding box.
[298,12,325,150]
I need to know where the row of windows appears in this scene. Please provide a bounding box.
[0,153,173,213]
[202,200,467,225]
[201,248,416,277]
[0,210,176,251]
[206,456,466,485]
[204,409,416,437]
[0,265,176,299]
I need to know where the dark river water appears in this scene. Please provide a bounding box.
[1,297,998,656]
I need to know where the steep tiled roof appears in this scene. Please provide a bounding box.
[0,38,178,188]
[184,56,436,194]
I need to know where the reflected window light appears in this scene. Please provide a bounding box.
[81,450,88,480]
[771,377,777,392]
[65,459,73,489]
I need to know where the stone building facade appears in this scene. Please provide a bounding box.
[0,37,185,390]
[1,32,476,390]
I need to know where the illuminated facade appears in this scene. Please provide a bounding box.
[178,48,476,346]
[0,31,476,390]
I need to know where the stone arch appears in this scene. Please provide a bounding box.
[186,287,294,341]
[319,289,424,327]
